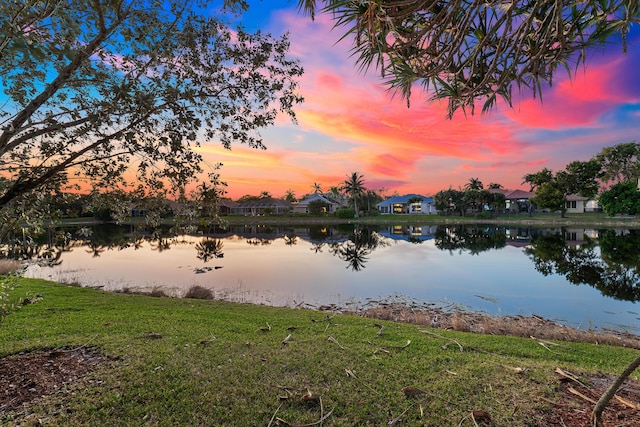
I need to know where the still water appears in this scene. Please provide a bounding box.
[22,223,640,334]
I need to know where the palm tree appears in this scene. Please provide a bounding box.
[311,182,322,194]
[488,182,503,189]
[341,172,365,217]
[284,189,297,203]
[326,185,341,203]
[464,177,484,191]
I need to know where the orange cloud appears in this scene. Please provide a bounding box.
[207,6,640,199]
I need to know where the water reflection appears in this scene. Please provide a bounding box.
[434,225,507,254]
[195,238,224,262]
[328,226,391,271]
[8,223,640,311]
[526,229,640,302]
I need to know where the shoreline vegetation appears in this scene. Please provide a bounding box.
[121,284,640,350]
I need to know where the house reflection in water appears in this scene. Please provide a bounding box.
[378,225,437,243]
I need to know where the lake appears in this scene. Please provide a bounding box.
[19,223,640,334]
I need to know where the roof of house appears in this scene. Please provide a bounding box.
[376,194,434,206]
[487,188,535,200]
[219,199,239,208]
[504,189,535,199]
[235,197,292,208]
[296,193,337,206]
[566,194,589,201]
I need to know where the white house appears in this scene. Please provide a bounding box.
[565,194,590,213]
[376,194,437,215]
[293,194,341,214]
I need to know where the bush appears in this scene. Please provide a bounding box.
[335,208,356,219]
[308,200,330,216]
[184,285,213,300]
[476,210,493,219]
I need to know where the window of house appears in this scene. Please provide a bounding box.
[566,201,577,209]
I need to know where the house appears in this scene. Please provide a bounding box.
[583,198,601,213]
[218,199,239,215]
[565,194,590,213]
[487,189,536,213]
[231,197,292,216]
[293,194,341,214]
[376,194,437,215]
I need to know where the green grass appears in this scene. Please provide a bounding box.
[205,212,640,227]
[59,211,640,228]
[2,279,639,426]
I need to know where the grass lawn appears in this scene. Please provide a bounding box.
[2,279,639,426]
[59,211,640,228]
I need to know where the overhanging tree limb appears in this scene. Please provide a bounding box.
[297,0,639,117]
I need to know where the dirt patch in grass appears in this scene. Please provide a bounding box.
[541,372,640,426]
[0,347,105,415]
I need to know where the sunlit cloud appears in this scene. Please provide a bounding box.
[208,5,640,198]
[505,54,640,129]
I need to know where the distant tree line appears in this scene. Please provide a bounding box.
[434,141,640,218]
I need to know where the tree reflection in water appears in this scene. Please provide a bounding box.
[434,224,508,255]
[525,229,640,302]
[195,238,224,262]
[328,226,389,271]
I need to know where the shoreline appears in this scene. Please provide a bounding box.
[348,302,640,350]
[109,284,640,349]
[55,212,640,228]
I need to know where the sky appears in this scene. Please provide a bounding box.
[200,1,640,200]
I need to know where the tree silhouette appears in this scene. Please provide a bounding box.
[341,172,366,217]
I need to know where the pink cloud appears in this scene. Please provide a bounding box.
[505,56,637,129]
[369,154,416,176]
[206,6,640,199]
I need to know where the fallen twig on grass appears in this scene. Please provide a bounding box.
[327,335,346,350]
[258,322,272,332]
[531,336,562,351]
[273,408,334,426]
[312,313,338,333]
[54,334,99,354]
[345,368,378,395]
[569,386,597,404]
[615,394,640,410]
[388,400,419,425]
[555,367,588,387]
[267,402,283,427]
[199,332,216,346]
[419,329,464,352]
[137,332,162,339]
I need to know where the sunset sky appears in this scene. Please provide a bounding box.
[203,1,640,200]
